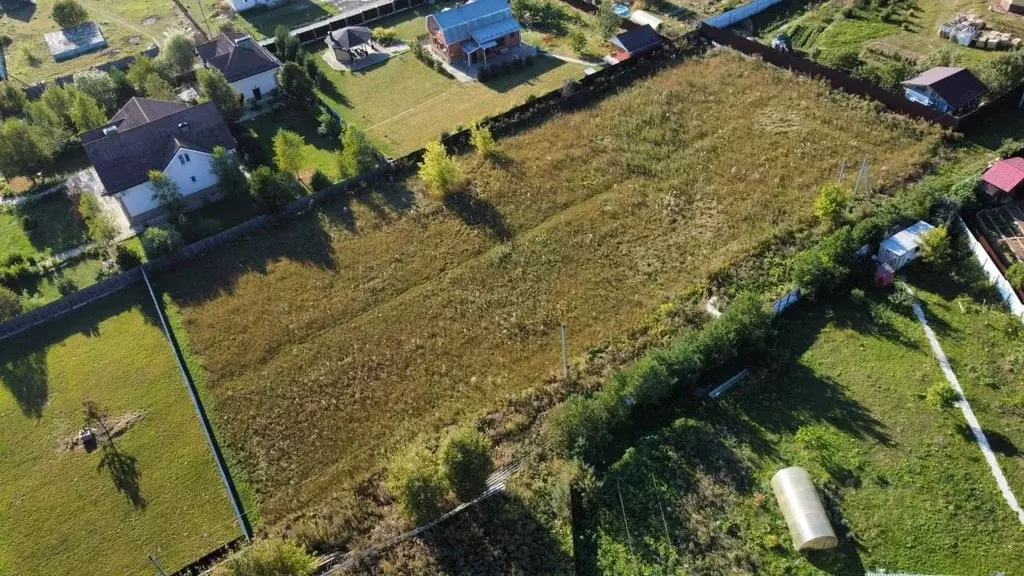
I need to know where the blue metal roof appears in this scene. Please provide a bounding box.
[471,18,521,44]
[431,0,516,44]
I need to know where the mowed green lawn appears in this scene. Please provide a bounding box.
[0,289,240,576]
[592,264,1024,575]
[0,0,184,84]
[242,106,344,182]
[160,50,940,524]
[0,193,88,261]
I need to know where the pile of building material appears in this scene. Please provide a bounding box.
[938,13,1022,49]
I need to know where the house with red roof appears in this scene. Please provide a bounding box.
[981,157,1024,197]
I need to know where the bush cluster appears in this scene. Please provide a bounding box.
[547,292,774,464]
[410,40,455,79]
[477,55,534,82]
[0,252,41,290]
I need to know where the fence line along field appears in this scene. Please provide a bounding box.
[161,49,941,522]
[0,289,240,576]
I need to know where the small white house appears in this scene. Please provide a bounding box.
[196,32,281,102]
[878,221,935,271]
[81,98,237,225]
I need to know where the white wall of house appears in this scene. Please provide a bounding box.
[116,148,219,219]
[230,68,279,101]
[228,0,283,12]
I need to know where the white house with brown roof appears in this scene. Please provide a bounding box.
[196,32,281,102]
[81,98,237,224]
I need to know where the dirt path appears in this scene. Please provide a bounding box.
[80,0,162,47]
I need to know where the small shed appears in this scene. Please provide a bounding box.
[610,25,661,61]
[981,157,1024,196]
[878,221,935,271]
[771,467,838,551]
[628,9,663,32]
[44,21,107,62]
[326,26,373,64]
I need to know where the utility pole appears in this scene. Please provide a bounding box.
[193,0,213,40]
[148,553,168,576]
[560,323,568,378]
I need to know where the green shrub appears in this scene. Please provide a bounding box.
[918,224,950,264]
[0,285,21,321]
[309,169,331,191]
[56,276,77,295]
[115,244,142,270]
[212,538,316,576]
[1006,262,1024,290]
[439,428,493,502]
[52,0,88,28]
[469,123,498,158]
[139,225,183,259]
[925,382,959,410]
[386,443,449,523]
[814,182,852,226]
[791,227,856,297]
[418,140,461,198]
[373,27,398,44]
[249,166,298,213]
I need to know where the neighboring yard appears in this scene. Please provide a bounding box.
[0,192,88,261]
[160,50,940,523]
[588,261,1024,575]
[0,289,241,576]
[0,0,185,85]
[243,107,344,181]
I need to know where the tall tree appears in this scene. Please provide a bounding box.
[0,81,27,118]
[77,192,118,247]
[162,33,197,77]
[249,166,296,212]
[69,91,107,132]
[211,146,248,196]
[338,125,377,177]
[596,0,620,38]
[149,170,185,223]
[52,0,88,28]
[107,68,136,106]
[197,68,243,123]
[273,129,305,177]
[40,84,77,127]
[73,69,117,112]
[274,25,303,63]
[24,100,72,152]
[142,74,175,100]
[278,62,316,110]
[0,119,54,179]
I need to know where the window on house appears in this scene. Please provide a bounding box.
[179,155,186,165]
[191,176,197,183]
[184,153,191,163]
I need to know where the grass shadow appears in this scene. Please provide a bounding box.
[14,192,89,257]
[480,55,567,95]
[443,190,512,241]
[2,0,36,22]
[242,0,331,37]
[97,445,146,508]
[957,423,1020,457]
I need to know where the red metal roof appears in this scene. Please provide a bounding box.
[982,157,1024,193]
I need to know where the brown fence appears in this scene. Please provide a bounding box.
[171,0,211,42]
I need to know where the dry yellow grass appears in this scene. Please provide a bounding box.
[163,50,940,522]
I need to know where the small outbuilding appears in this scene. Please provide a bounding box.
[878,220,935,271]
[326,26,374,64]
[771,467,838,551]
[628,9,663,32]
[44,21,107,62]
[902,66,987,114]
[610,24,661,61]
[981,157,1024,197]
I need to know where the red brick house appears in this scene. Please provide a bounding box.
[426,0,522,65]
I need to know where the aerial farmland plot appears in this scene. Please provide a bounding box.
[0,289,241,576]
[158,49,941,524]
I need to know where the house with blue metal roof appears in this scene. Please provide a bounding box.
[426,0,522,65]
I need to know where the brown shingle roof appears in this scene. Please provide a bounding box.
[902,66,988,109]
[82,99,237,194]
[196,32,281,83]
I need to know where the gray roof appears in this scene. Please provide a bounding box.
[902,66,987,109]
[82,98,236,194]
[196,32,281,83]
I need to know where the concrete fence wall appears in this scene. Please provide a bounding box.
[703,0,784,28]
[961,217,1024,321]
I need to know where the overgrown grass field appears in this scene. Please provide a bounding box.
[162,50,940,523]
[0,290,240,576]
[588,264,1024,574]
[0,0,186,85]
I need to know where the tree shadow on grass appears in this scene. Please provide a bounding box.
[443,190,512,241]
[0,350,48,419]
[957,423,1020,457]
[98,445,146,508]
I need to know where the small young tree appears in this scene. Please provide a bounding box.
[52,0,88,28]
[69,91,107,132]
[918,224,950,264]
[107,68,136,106]
[0,286,21,322]
[82,398,112,440]
[162,33,197,76]
[568,30,588,57]
[149,170,185,223]
[439,427,493,502]
[212,146,248,196]
[386,443,449,523]
[249,166,297,213]
[338,125,377,177]
[0,81,27,118]
[139,225,183,259]
[273,129,305,177]
[274,25,304,63]
[24,100,72,152]
[211,538,316,576]
[127,56,161,90]
[278,62,317,110]
[197,68,243,124]
[0,119,54,180]
[1007,262,1024,290]
[597,0,620,38]
[926,382,959,410]
[418,140,461,197]
[73,69,117,112]
[316,109,342,138]
[469,123,497,158]
[814,182,853,226]
[77,192,118,247]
